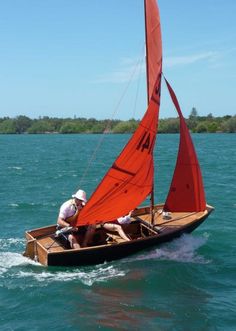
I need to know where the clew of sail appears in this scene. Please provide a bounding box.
[164,78,206,212]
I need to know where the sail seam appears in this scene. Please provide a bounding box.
[111,163,135,176]
[139,122,157,134]
[106,175,153,188]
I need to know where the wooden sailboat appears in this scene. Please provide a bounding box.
[24,0,214,267]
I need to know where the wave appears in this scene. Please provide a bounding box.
[0,236,126,286]
[8,203,19,208]
[0,234,210,289]
[8,202,57,208]
[127,234,210,264]
[0,238,25,250]
[0,253,126,287]
[8,166,22,170]
[0,252,39,276]
[17,265,126,286]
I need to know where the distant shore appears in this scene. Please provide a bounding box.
[0,112,235,134]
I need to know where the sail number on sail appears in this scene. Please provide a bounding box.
[136,131,155,154]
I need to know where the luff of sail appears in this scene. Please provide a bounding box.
[164,78,206,212]
[76,76,161,226]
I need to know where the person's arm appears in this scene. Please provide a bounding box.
[57,216,70,228]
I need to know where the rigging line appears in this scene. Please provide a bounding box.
[132,44,146,119]
[79,48,146,187]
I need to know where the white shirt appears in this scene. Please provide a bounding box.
[117,215,131,224]
[58,199,77,220]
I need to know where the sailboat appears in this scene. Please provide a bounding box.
[24,0,214,266]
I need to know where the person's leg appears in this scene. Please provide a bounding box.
[103,223,130,241]
[68,234,80,249]
[81,225,96,247]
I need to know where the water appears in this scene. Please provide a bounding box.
[0,133,235,330]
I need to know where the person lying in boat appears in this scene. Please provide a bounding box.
[75,211,132,246]
[56,189,95,249]
[100,211,133,242]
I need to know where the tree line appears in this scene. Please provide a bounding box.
[0,108,235,134]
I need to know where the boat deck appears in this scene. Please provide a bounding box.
[38,236,65,252]
[28,209,206,255]
[138,209,207,227]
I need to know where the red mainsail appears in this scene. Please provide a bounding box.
[145,0,162,102]
[76,77,161,226]
[164,78,206,212]
[75,0,163,226]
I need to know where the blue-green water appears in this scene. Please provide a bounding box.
[0,134,235,331]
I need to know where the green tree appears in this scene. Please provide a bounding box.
[59,122,78,133]
[90,122,107,133]
[113,119,138,133]
[221,116,236,133]
[0,119,17,133]
[207,122,219,133]
[27,120,54,133]
[158,118,179,133]
[15,115,32,133]
[188,107,198,131]
[195,122,208,133]
[206,113,213,120]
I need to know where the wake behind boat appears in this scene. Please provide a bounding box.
[24,0,214,267]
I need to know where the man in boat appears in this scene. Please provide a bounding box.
[56,189,95,249]
[76,212,132,245]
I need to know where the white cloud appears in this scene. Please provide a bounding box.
[93,50,221,84]
[93,56,145,84]
[164,51,219,68]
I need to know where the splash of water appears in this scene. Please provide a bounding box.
[0,251,126,287]
[17,265,126,286]
[129,234,210,264]
[8,166,22,170]
[0,238,25,250]
[0,237,127,287]
[0,234,210,288]
[0,252,39,276]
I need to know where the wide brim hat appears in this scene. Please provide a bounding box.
[72,189,87,205]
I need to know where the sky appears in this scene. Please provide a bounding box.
[0,0,236,120]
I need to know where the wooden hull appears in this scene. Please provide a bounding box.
[23,204,214,267]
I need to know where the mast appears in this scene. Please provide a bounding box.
[144,0,150,106]
[144,0,155,224]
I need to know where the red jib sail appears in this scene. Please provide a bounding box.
[145,0,162,102]
[76,76,161,226]
[164,78,206,212]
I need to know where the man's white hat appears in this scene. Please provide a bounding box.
[72,189,87,205]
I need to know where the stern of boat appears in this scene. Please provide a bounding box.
[23,225,57,265]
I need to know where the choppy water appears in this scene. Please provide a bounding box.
[0,133,235,330]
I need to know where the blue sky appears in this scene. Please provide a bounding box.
[0,0,235,120]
